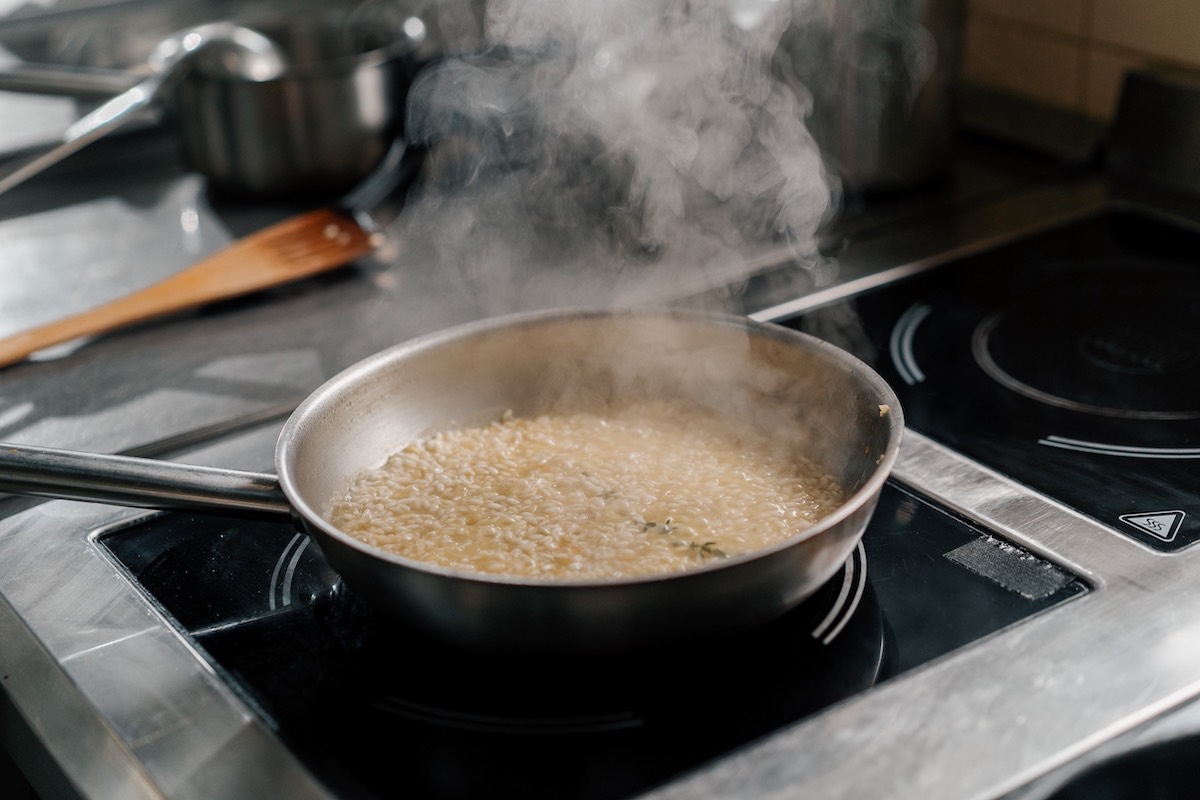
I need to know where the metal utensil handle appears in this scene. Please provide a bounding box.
[0,63,141,97]
[0,74,164,197]
[0,442,292,522]
[338,140,428,233]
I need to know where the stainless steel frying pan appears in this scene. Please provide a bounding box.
[0,308,903,654]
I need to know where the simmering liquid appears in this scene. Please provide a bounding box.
[328,402,845,580]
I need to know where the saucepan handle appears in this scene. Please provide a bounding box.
[0,63,140,97]
[0,73,165,197]
[0,442,293,522]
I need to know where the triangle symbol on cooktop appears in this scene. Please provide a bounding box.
[1119,510,1186,542]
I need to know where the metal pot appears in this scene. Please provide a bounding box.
[0,2,430,198]
[0,309,903,655]
[775,0,965,194]
[0,21,289,197]
[172,4,427,197]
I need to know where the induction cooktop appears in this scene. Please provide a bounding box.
[784,208,1200,551]
[99,482,1084,799]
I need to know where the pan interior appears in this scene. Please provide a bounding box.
[278,311,899,553]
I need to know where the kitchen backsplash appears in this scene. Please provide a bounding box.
[964,0,1200,121]
[1,0,1194,129]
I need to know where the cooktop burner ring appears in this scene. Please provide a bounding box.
[970,288,1200,421]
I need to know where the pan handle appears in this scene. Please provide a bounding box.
[0,442,293,523]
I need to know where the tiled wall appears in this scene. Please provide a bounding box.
[964,0,1200,121]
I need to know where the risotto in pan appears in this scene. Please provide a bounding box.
[328,401,846,580]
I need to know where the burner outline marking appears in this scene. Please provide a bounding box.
[975,311,1200,420]
[1038,435,1200,459]
[812,541,867,645]
[373,696,644,735]
[890,303,932,385]
[269,533,311,610]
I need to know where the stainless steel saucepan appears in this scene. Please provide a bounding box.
[172,3,429,197]
[0,21,287,197]
[0,1,430,198]
[0,309,903,654]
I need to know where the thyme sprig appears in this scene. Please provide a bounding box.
[641,517,677,535]
[641,516,728,560]
[689,541,727,559]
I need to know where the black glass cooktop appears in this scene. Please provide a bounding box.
[101,482,1085,800]
[787,208,1200,551]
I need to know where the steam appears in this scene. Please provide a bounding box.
[386,0,837,313]
[777,0,942,189]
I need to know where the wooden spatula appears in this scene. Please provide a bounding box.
[0,142,423,369]
[0,207,376,368]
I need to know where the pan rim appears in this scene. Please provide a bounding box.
[275,306,904,589]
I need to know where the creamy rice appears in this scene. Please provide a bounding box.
[328,401,845,580]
